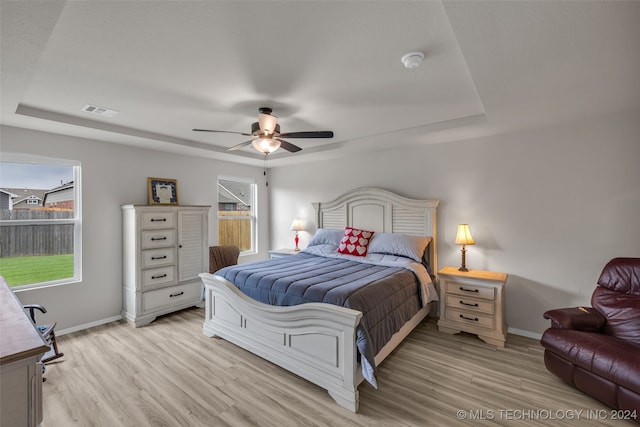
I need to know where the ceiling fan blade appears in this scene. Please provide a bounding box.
[227,140,253,151]
[193,129,252,136]
[278,131,334,139]
[277,139,302,153]
[258,113,278,135]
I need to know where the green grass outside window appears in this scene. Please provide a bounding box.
[0,254,74,287]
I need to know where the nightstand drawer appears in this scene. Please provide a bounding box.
[141,248,175,269]
[141,211,176,229]
[446,281,495,300]
[141,230,176,249]
[446,294,494,314]
[446,308,494,329]
[142,266,176,288]
[143,282,201,313]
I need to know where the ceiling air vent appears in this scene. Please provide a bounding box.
[81,104,119,117]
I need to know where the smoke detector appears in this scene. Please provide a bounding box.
[401,52,424,69]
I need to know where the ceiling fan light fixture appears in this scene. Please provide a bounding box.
[258,112,278,135]
[252,137,281,154]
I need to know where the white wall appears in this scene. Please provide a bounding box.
[268,111,640,336]
[1,125,267,332]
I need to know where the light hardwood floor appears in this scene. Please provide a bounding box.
[41,308,636,426]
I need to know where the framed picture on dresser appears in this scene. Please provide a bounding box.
[147,177,178,205]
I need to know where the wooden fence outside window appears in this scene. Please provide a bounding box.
[218,211,252,251]
[0,210,74,257]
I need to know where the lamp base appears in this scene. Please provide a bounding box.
[459,245,469,272]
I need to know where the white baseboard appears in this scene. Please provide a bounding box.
[57,314,122,336]
[507,326,542,340]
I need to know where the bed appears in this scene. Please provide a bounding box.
[199,187,439,412]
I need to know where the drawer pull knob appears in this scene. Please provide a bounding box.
[459,300,479,307]
[459,287,479,293]
[151,274,167,279]
[460,314,479,322]
[151,237,167,241]
[151,255,167,260]
[150,218,167,222]
[169,291,184,298]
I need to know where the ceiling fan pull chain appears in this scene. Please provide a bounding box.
[264,154,269,187]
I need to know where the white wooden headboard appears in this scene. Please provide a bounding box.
[312,187,439,274]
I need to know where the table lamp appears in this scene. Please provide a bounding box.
[455,224,475,272]
[290,218,305,251]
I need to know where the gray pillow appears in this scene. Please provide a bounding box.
[308,228,345,247]
[368,233,432,262]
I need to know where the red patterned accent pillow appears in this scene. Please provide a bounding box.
[337,227,375,257]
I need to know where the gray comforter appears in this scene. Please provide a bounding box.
[214,245,437,387]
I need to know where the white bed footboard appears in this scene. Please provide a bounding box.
[200,272,364,412]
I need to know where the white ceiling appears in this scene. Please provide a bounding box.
[2,1,639,168]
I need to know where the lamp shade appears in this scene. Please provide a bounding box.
[251,137,281,154]
[290,218,305,232]
[455,224,475,245]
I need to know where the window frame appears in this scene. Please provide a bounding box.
[0,153,82,290]
[217,176,257,255]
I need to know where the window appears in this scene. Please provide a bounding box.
[217,177,256,253]
[0,155,81,289]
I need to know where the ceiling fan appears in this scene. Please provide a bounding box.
[193,107,334,154]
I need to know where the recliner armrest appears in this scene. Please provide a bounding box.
[543,307,606,332]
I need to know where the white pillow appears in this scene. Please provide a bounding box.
[307,228,345,247]
[368,233,432,262]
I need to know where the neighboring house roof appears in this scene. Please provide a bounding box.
[44,181,74,194]
[2,188,47,206]
[2,188,47,199]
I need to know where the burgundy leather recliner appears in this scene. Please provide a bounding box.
[541,257,640,415]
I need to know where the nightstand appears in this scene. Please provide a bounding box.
[437,266,508,347]
[269,248,300,259]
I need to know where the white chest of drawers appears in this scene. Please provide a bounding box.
[437,266,508,347]
[122,205,210,327]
